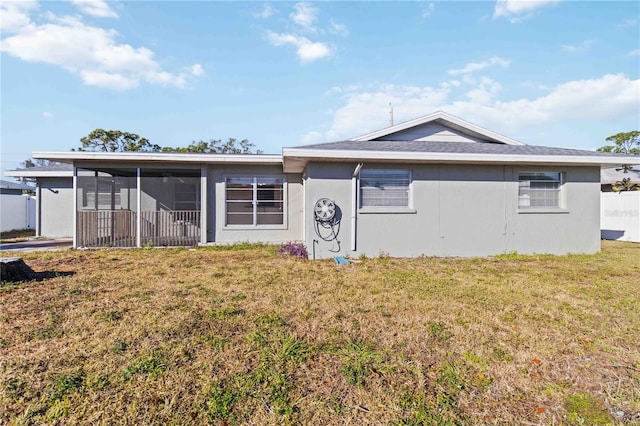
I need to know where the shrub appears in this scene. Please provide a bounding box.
[278,242,308,259]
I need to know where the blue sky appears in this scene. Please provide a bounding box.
[1,0,639,176]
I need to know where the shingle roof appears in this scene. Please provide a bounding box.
[15,164,74,172]
[4,163,74,178]
[0,180,35,191]
[299,140,633,158]
[601,167,640,184]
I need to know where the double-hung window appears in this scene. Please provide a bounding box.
[359,169,411,208]
[518,172,563,209]
[225,176,285,226]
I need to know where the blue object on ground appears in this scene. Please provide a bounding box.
[334,256,350,265]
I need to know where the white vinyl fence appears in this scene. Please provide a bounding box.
[0,194,36,232]
[601,191,640,243]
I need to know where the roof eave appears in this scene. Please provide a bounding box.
[32,151,283,165]
[282,148,640,173]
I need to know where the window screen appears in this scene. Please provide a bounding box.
[518,172,562,209]
[359,169,410,208]
[226,176,285,226]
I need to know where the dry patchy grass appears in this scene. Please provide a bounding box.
[0,229,36,243]
[1,241,639,425]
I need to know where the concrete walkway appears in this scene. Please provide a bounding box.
[0,238,73,252]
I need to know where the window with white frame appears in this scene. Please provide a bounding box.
[225,176,285,226]
[518,172,563,209]
[359,169,411,208]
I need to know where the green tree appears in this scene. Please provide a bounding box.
[21,158,55,168]
[612,177,640,192]
[75,129,161,152]
[596,131,640,154]
[162,138,261,154]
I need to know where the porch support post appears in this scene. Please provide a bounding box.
[200,164,207,245]
[72,166,77,248]
[36,183,41,237]
[136,167,141,247]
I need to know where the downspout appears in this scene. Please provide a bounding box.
[200,164,207,245]
[351,163,363,252]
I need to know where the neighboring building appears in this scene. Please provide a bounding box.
[601,168,640,192]
[600,167,640,243]
[3,165,74,238]
[0,180,36,232]
[5,112,639,257]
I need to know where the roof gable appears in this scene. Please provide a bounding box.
[351,111,525,146]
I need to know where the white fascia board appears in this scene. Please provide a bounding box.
[282,148,640,173]
[350,111,525,146]
[33,151,283,165]
[4,170,73,178]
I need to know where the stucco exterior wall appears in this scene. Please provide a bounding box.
[38,177,73,238]
[208,165,303,244]
[304,162,601,258]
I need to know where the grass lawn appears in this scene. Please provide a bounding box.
[1,241,639,425]
[0,229,36,243]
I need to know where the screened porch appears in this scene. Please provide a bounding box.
[76,167,203,247]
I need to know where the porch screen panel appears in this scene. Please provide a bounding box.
[76,168,137,247]
[140,169,201,246]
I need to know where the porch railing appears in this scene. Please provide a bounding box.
[77,210,136,247]
[141,210,201,247]
[77,210,200,247]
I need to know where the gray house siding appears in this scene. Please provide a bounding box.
[304,162,601,258]
[374,122,488,143]
[38,177,74,238]
[208,164,303,244]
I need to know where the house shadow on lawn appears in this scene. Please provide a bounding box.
[1,257,75,284]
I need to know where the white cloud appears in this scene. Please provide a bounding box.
[290,2,318,32]
[71,0,118,18]
[626,49,640,57]
[0,0,38,33]
[617,17,637,29]
[253,3,276,19]
[306,74,639,142]
[304,84,452,141]
[493,0,559,22]
[300,131,324,145]
[422,2,435,18]
[191,64,204,76]
[561,39,595,53]
[265,30,333,63]
[265,2,347,62]
[42,111,54,119]
[329,19,349,37]
[80,70,138,90]
[0,3,202,91]
[448,56,510,75]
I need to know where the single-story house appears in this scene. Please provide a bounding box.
[0,180,36,232]
[5,111,639,258]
